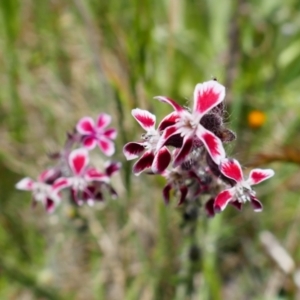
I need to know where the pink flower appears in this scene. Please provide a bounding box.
[155,80,226,166]
[15,169,61,213]
[53,148,109,204]
[123,108,177,175]
[71,161,121,206]
[76,113,117,156]
[214,158,275,212]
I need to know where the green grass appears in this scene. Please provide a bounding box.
[1,0,300,299]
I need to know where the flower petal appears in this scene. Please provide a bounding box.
[132,150,155,175]
[98,136,115,156]
[123,142,145,160]
[104,128,117,140]
[82,136,97,150]
[230,200,242,211]
[193,80,225,116]
[132,108,156,131]
[96,113,111,129]
[219,158,243,183]
[154,96,184,112]
[205,198,215,218]
[107,185,118,199]
[250,196,263,212]
[38,169,56,183]
[247,168,275,186]
[85,168,109,183]
[45,198,55,213]
[197,127,225,165]
[76,117,95,135]
[163,184,172,204]
[52,177,72,191]
[156,125,180,150]
[214,188,235,212]
[105,161,122,177]
[178,186,188,205]
[15,177,35,191]
[152,146,171,174]
[158,112,178,131]
[69,148,89,175]
[173,135,193,167]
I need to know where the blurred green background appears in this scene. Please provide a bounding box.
[1,0,300,299]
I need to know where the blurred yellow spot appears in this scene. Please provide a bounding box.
[248,110,266,128]
[66,206,76,219]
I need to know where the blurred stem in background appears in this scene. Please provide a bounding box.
[0,0,25,141]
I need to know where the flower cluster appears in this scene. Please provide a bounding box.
[16,114,121,213]
[124,80,274,216]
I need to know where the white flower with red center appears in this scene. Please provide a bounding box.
[155,80,226,166]
[76,113,117,156]
[123,108,177,175]
[214,158,275,212]
[15,169,61,213]
[53,148,109,203]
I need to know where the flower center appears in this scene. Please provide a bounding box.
[177,111,199,136]
[73,177,87,191]
[235,183,253,203]
[142,129,160,150]
[33,183,52,202]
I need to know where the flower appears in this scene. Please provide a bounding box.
[53,148,109,204]
[123,108,177,175]
[155,80,226,166]
[15,169,61,213]
[214,158,275,212]
[69,161,121,206]
[76,113,117,156]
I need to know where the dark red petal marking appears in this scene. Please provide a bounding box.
[173,136,193,167]
[83,136,97,150]
[85,168,109,182]
[38,169,56,182]
[132,108,156,130]
[82,186,97,202]
[197,127,225,165]
[163,184,172,204]
[76,117,95,135]
[219,158,243,183]
[104,128,117,139]
[152,146,171,174]
[193,80,225,116]
[214,189,234,212]
[105,161,122,176]
[250,196,263,212]
[154,96,184,112]
[98,137,115,156]
[123,142,145,160]
[178,186,188,205]
[69,149,89,175]
[230,200,242,211]
[248,168,275,185]
[132,151,155,175]
[205,198,215,218]
[52,178,72,191]
[158,112,178,131]
[156,125,179,150]
[96,113,111,129]
[45,198,55,213]
[107,185,118,199]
